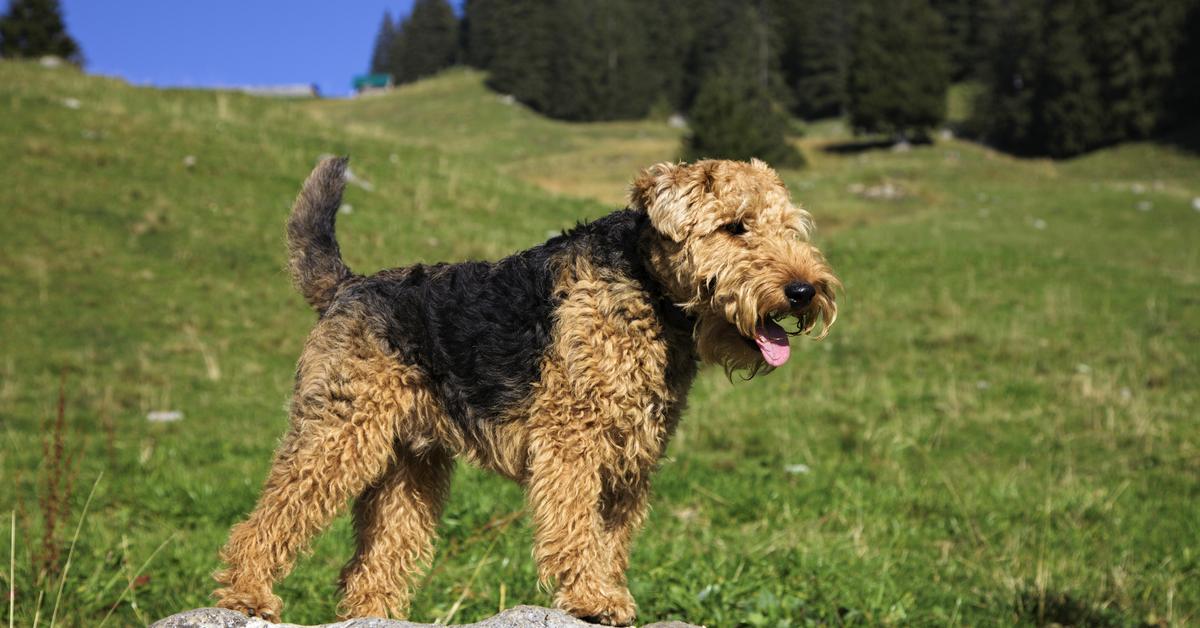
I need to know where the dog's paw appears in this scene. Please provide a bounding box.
[214,586,283,623]
[557,586,637,626]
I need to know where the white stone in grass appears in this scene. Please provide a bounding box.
[1192,197,1200,211]
[345,167,374,192]
[1032,218,1047,230]
[976,380,990,390]
[1075,363,1091,374]
[1136,201,1153,212]
[183,155,197,169]
[316,154,374,192]
[62,97,81,109]
[147,410,183,423]
[785,463,811,475]
[1131,182,1146,194]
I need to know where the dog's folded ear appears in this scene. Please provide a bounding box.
[630,161,702,242]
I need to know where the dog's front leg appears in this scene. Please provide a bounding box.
[526,432,638,626]
[600,476,652,594]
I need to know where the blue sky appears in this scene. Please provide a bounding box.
[50,1,459,97]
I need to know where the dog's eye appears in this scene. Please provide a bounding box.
[722,221,747,236]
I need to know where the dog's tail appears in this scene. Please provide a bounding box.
[287,156,354,314]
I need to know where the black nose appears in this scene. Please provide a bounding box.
[785,282,816,308]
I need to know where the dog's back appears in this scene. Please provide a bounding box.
[319,206,671,433]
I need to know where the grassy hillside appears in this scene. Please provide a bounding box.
[2,60,1198,626]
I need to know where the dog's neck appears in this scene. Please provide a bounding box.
[625,212,698,338]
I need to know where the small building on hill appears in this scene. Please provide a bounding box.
[353,73,393,96]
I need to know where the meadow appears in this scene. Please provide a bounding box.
[1,60,1198,626]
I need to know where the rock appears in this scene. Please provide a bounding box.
[150,606,703,628]
[147,410,183,422]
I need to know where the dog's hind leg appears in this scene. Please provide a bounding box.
[337,444,454,620]
[213,324,413,622]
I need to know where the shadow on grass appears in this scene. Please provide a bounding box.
[1155,123,1200,155]
[819,136,934,155]
[1015,589,1136,627]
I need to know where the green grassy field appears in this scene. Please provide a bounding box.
[2,60,1198,626]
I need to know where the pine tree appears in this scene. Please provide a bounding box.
[680,0,747,110]
[1168,1,1200,130]
[0,0,82,65]
[847,0,950,138]
[685,4,803,167]
[685,66,804,167]
[1092,0,1192,142]
[464,0,502,69]
[930,0,991,80]
[480,0,554,113]
[368,11,396,76]
[538,0,656,120]
[392,0,459,84]
[470,0,679,121]
[1034,0,1103,157]
[638,0,695,113]
[971,0,1040,150]
[973,0,1196,156]
[777,0,852,119]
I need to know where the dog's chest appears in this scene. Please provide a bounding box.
[526,256,697,466]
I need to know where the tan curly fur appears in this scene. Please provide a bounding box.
[212,158,838,625]
[633,159,839,376]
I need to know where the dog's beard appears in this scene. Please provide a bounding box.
[691,292,837,377]
[693,313,771,377]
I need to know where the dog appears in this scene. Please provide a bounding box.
[213,157,838,625]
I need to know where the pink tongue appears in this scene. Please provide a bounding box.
[754,319,791,366]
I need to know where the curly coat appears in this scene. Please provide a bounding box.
[213,157,838,625]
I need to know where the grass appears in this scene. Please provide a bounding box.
[1,60,1198,626]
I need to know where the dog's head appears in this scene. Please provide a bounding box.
[632,159,839,375]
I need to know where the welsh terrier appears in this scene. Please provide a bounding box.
[213,157,839,625]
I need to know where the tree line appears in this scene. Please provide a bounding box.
[370,0,1199,161]
[5,0,1192,161]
